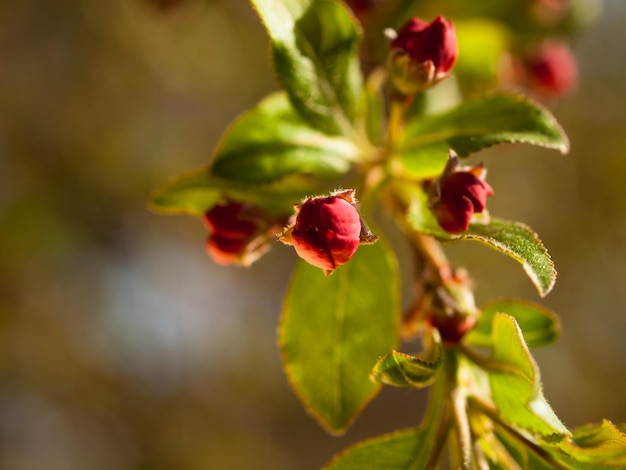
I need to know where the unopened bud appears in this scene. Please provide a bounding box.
[526,40,577,98]
[203,202,279,266]
[428,153,494,233]
[388,16,458,94]
[503,41,578,99]
[279,190,377,275]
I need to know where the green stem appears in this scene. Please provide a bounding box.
[444,349,474,470]
[451,387,473,470]
[414,366,451,469]
[426,403,452,469]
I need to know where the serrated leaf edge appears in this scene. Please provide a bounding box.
[461,220,557,297]
[402,91,570,155]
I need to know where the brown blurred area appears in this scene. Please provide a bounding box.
[0,0,624,468]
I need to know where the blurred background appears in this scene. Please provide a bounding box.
[0,0,625,468]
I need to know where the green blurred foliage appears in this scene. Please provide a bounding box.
[0,0,625,468]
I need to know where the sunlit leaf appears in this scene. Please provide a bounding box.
[399,92,569,158]
[460,220,556,297]
[280,241,400,433]
[149,167,223,217]
[466,299,560,348]
[250,0,363,136]
[149,166,321,216]
[211,92,358,183]
[404,184,557,297]
[488,314,569,436]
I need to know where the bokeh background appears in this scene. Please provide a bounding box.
[0,0,625,468]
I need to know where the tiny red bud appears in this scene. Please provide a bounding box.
[204,203,257,240]
[203,202,279,266]
[289,191,364,275]
[429,157,494,233]
[389,16,458,93]
[526,41,577,97]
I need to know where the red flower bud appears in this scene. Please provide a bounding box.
[204,203,258,240]
[526,41,577,98]
[388,16,458,94]
[393,16,458,73]
[279,190,377,275]
[203,202,277,266]
[429,155,494,233]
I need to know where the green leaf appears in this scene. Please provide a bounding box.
[280,241,400,433]
[149,166,319,216]
[496,420,626,469]
[399,92,569,158]
[324,428,426,470]
[466,299,560,348]
[250,0,363,136]
[488,314,569,436]
[404,184,557,297]
[149,167,223,217]
[371,338,442,388]
[459,220,556,298]
[211,92,358,184]
[548,420,626,469]
[150,92,358,217]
